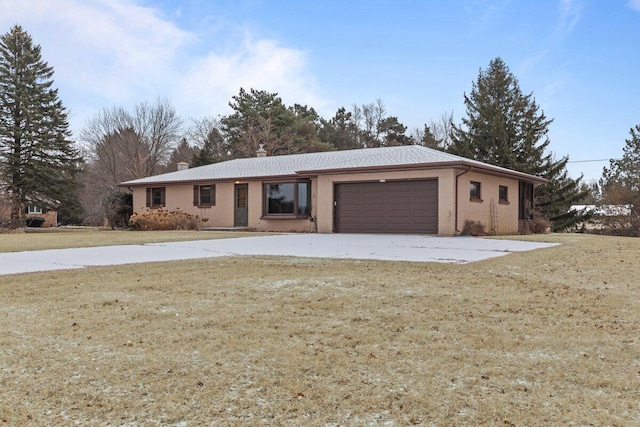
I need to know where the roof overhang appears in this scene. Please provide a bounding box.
[118,173,307,188]
[296,160,548,185]
[119,160,547,188]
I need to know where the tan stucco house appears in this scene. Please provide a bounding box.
[119,145,546,236]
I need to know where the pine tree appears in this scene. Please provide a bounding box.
[450,57,585,230]
[416,124,441,149]
[163,138,195,172]
[318,107,359,150]
[0,25,81,226]
[191,128,226,167]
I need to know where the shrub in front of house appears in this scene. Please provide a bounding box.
[129,209,201,231]
[520,216,552,234]
[461,220,487,236]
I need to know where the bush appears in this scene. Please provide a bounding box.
[129,208,201,231]
[461,220,486,236]
[532,217,552,234]
[102,191,133,229]
[523,216,552,234]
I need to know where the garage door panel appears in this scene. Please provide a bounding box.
[335,180,438,234]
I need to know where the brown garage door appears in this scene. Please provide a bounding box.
[334,179,438,234]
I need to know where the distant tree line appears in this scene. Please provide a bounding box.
[3,25,638,233]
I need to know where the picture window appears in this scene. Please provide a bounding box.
[264,181,311,216]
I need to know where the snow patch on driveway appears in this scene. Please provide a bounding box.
[0,234,558,275]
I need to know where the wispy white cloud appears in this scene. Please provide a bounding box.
[558,0,582,37]
[0,0,191,102]
[0,0,325,132]
[464,0,510,34]
[517,0,582,97]
[175,36,325,119]
[627,0,640,11]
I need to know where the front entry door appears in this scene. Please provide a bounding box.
[234,184,248,227]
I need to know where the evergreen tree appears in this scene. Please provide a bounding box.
[450,57,585,230]
[163,138,195,172]
[186,117,229,167]
[416,124,441,149]
[221,88,295,157]
[378,116,412,146]
[221,88,328,158]
[191,126,227,166]
[0,25,81,226]
[320,101,413,150]
[318,107,359,150]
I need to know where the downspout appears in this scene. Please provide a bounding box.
[455,166,473,234]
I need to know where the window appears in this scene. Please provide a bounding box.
[296,182,311,215]
[27,205,43,214]
[236,185,247,208]
[264,181,311,216]
[470,181,482,201]
[499,185,509,204]
[145,187,166,208]
[193,184,216,207]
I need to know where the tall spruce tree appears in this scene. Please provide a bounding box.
[0,25,80,226]
[450,57,585,231]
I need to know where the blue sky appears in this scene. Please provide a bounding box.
[2,0,639,182]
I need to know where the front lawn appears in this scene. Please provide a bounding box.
[0,228,261,253]
[0,234,638,425]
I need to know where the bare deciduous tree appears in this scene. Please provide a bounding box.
[430,111,455,150]
[79,98,182,224]
[186,117,229,166]
[81,98,182,181]
[351,99,399,148]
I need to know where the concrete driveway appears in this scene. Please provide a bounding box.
[0,233,558,275]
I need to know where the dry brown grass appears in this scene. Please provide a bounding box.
[1,233,639,425]
[0,229,262,253]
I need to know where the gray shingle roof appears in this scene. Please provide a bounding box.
[120,145,545,186]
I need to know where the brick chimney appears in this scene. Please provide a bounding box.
[177,161,189,171]
[256,144,267,158]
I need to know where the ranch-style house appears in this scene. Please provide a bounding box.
[119,145,546,235]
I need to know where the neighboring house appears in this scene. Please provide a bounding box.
[0,200,57,228]
[0,187,58,228]
[25,204,58,227]
[568,204,633,232]
[119,145,546,236]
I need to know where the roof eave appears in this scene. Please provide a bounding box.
[296,161,548,184]
[118,173,308,187]
[118,159,547,187]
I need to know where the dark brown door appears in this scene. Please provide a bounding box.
[234,184,248,227]
[334,180,438,234]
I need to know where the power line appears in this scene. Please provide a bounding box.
[567,158,618,164]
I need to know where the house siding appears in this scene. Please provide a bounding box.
[316,169,457,235]
[133,181,317,232]
[131,169,523,236]
[456,172,520,235]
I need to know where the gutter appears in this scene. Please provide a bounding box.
[455,166,473,234]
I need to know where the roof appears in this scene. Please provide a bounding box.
[119,145,547,186]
